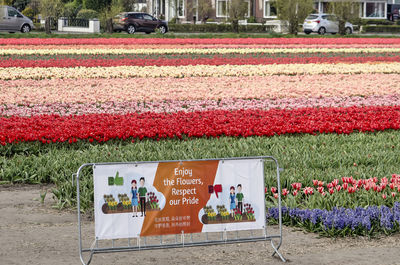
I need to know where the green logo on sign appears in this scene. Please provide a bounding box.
[108,171,124,186]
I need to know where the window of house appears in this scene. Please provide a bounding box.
[217,0,228,17]
[321,2,331,13]
[264,0,277,18]
[178,0,185,18]
[244,0,251,17]
[365,2,385,18]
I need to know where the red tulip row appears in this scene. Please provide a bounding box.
[2,56,399,68]
[2,38,400,45]
[268,174,400,199]
[1,105,400,145]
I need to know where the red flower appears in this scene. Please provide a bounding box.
[329,188,334,195]
[273,193,278,199]
[303,187,314,195]
[282,188,289,196]
[382,194,387,199]
[336,185,342,192]
[271,187,277,193]
[291,183,302,190]
[392,192,396,198]
[312,180,318,186]
[292,190,298,196]
[343,183,348,190]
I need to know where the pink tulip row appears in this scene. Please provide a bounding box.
[2,94,400,116]
[1,74,399,104]
[268,174,400,198]
[2,38,400,45]
[3,44,400,50]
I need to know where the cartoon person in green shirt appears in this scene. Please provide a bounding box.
[138,177,147,217]
[236,184,243,214]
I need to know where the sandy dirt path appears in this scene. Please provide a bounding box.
[1,185,399,265]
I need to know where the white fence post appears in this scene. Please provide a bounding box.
[58,18,64,32]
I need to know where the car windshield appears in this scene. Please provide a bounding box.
[306,15,319,20]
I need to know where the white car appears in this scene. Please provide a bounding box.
[303,13,353,35]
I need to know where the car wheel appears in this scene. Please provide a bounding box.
[158,25,167,34]
[318,27,326,35]
[145,31,151,34]
[304,31,311,35]
[127,25,136,34]
[331,32,337,35]
[9,32,15,33]
[345,27,352,35]
[21,24,31,33]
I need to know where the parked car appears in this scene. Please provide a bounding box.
[0,5,34,33]
[303,13,353,35]
[113,12,168,34]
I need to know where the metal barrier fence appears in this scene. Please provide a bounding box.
[76,156,286,264]
[61,17,90,28]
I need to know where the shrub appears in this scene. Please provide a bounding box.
[362,25,400,33]
[361,19,394,25]
[77,9,99,19]
[169,17,178,24]
[63,1,81,18]
[247,16,257,23]
[22,7,34,18]
[168,23,273,33]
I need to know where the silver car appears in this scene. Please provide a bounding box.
[0,5,35,33]
[303,13,353,35]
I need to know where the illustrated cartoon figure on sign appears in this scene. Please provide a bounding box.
[236,184,243,214]
[138,177,147,217]
[131,180,138,217]
[229,186,236,217]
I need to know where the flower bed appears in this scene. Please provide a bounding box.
[1,37,400,236]
[2,37,400,45]
[267,203,400,237]
[2,105,400,145]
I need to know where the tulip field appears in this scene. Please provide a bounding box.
[1,37,400,237]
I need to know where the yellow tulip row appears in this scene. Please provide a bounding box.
[1,47,399,55]
[1,63,400,80]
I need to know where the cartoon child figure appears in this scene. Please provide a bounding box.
[236,184,243,214]
[138,177,147,217]
[229,186,236,217]
[131,180,138,217]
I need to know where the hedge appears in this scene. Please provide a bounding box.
[168,23,274,33]
[360,19,395,25]
[362,25,400,33]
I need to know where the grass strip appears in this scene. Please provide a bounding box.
[1,131,400,210]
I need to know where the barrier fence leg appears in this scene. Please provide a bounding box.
[270,161,286,262]
[76,164,95,265]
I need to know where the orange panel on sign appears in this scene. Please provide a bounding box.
[140,160,219,236]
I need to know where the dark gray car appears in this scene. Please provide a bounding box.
[0,5,35,33]
[113,12,168,34]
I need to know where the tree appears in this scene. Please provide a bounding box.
[39,0,63,18]
[197,0,214,23]
[228,0,248,33]
[276,0,313,35]
[329,0,359,35]
[1,0,14,6]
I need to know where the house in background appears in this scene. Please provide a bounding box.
[146,0,400,23]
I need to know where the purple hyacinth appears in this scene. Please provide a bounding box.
[267,203,400,235]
